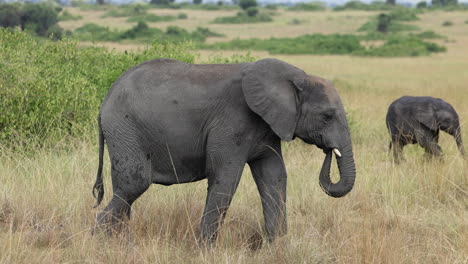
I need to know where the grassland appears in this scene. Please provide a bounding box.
[1,6,468,263]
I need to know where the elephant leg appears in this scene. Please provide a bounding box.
[417,130,442,159]
[248,150,287,242]
[200,157,244,244]
[391,138,405,164]
[97,140,151,231]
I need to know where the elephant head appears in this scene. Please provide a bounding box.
[414,99,465,157]
[242,58,356,198]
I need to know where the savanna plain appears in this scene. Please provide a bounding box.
[1,5,467,263]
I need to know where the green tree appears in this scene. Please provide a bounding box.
[431,0,457,5]
[239,0,257,10]
[150,0,175,5]
[193,0,202,4]
[0,3,22,28]
[416,1,427,8]
[386,0,396,5]
[377,13,392,33]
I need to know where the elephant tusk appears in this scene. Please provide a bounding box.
[333,148,342,158]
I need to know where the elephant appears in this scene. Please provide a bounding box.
[92,58,356,244]
[386,96,465,162]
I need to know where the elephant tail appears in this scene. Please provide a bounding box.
[92,114,105,208]
[388,141,392,152]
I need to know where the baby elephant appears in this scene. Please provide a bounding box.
[386,96,465,162]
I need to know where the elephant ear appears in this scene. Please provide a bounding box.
[413,104,438,131]
[242,58,306,141]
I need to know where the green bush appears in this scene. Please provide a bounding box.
[58,10,83,21]
[73,23,223,43]
[150,0,176,6]
[246,7,259,16]
[354,36,446,56]
[358,17,420,33]
[212,12,272,23]
[203,34,364,54]
[202,33,446,57]
[288,2,327,11]
[410,30,445,39]
[127,13,177,23]
[288,18,305,25]
[388,7,420,21]
[0,28,195,145]
[73,23,121,41]
[20,3,63,38]
[0,3,22,28]
[442,20,453,26]
[178,13,188,19]
[102,4,148,18]
[334,1,391,11]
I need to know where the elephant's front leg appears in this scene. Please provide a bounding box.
[248,150,287,242]
[200,158,244,244]
[417,130,443,158]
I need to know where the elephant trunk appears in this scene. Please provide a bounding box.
[319,145,356,198]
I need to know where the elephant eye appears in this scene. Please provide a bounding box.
[322,110,335,121]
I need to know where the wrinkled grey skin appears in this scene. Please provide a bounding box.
[93,58,356,244]
[386,96,465,163]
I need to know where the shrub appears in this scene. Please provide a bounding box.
[0,28,195,145]
[288,2,327,11]
[73,23,223,43]
[410,30,445,39]
[127,14,177,23]
[388,7,420,21]
[246,7,258,17]
[354,36,446,56]
[377,13,391,33]
[358,15,420,34]
[178,13,188,19]
[58,10,83,21]
[204,34,364,55]
[150,0,176,6]
[334,1,391,11]
[442,20,453,26]
[212,12,272,23]
[0,3,22,28]
[102,5,147,18]
[288,18,305,25]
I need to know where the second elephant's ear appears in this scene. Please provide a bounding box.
[242,58,306,141]
[413,105,438,131]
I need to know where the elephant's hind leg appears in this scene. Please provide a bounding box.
[97,135,151,232]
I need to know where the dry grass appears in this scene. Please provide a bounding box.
[2,8,468,263]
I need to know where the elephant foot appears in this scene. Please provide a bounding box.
[92,210,131,236]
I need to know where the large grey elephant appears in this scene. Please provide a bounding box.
[386,96,465,162]
[92,58,356,244]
